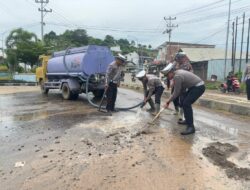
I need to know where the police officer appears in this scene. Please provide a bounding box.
[105,54,126,114]
[175,51,193,72]
[173,51,193,121]
[161,63,205,135]
[136,70,164,114]
[244,62,250,100]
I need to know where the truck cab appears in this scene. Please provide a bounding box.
[36,55,51,94]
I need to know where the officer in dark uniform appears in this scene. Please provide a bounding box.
[162,63,205,135]
[105,54,126,114]
[173,51,193,121]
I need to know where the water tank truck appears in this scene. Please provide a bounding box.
[36,45,114,100]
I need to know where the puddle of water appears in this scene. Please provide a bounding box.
[76,111,146,134]
[13,111,49,121]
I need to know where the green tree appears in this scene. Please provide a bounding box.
[102,35,116,47]
[130,40,136,47]
[44,31,58,51]
[62,29,88,47]
[88,36,103,45]
[6,49,17,72]
[117,38,131,54]
[5,28,45,71]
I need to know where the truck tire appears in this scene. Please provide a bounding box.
[62,83,73,100]
[40,80,49,95]
[93,89,104,99]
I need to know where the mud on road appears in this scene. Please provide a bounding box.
[0,86,250,190]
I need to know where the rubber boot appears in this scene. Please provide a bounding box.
[181,125,195,135]
[146,99,155,112]
[174,106,179,115]
[178,108,184,121]
[155,103,160,113]
[152,103,160,116]
[178,120,187,125]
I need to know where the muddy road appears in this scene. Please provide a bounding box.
[0,86,250,190]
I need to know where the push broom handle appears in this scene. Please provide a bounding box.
[150,107,174,123]
[151,108,165,123]
[98,87,108,111]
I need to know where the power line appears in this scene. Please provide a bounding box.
[46,22,163,34]
[194,26,226,44]
[174,0,226,16]
[175,0,245,18]
[0,22,40,35]
[178,5,250,25]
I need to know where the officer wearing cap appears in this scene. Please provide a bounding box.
[136,70,164,114]
[105,53,126,114]
[174,51,193,72]
[161,63,205,135]
[173,51,193,120]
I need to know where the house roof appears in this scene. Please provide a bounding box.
[157,41,215,50]
[182,48,246,62]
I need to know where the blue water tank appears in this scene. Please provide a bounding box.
[47,45,114,77]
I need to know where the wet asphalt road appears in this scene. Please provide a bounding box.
[0,87,250,190]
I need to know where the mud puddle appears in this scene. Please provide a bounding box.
[202,142,250,180]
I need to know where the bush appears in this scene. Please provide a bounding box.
[30,66,37,73]
[17,66,24,73]
[235,71,243,82]
[240,83,246,93]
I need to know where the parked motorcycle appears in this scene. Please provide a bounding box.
[220,76,241,94]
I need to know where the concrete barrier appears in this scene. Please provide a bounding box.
[0,83,37,86]
[13,74,36,82]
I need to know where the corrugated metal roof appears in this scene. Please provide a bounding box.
[182,48,246,62]
[157,42,215,49]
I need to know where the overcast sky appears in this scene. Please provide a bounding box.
[0,0,250,49]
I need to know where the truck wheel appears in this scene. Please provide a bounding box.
[62,83,73,100]
[40,80,49,94]
[93,89,104,99]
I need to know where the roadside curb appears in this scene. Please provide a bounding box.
[0,83,37,86]
[121,83,250,116]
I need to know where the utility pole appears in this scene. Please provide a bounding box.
[1,37,4,57]
[35,0,52,41]
[233,16,238,73]
[239,12,245,73]
[163,16,178,62]
[232,21,235,73]
[246,18,250,63]
[224,0,232,79]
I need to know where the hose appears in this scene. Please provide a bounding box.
[85,75,143,111]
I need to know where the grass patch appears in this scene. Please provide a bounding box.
[205,81,221,90]
[205,80,246,93]
[240,83,246,93]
